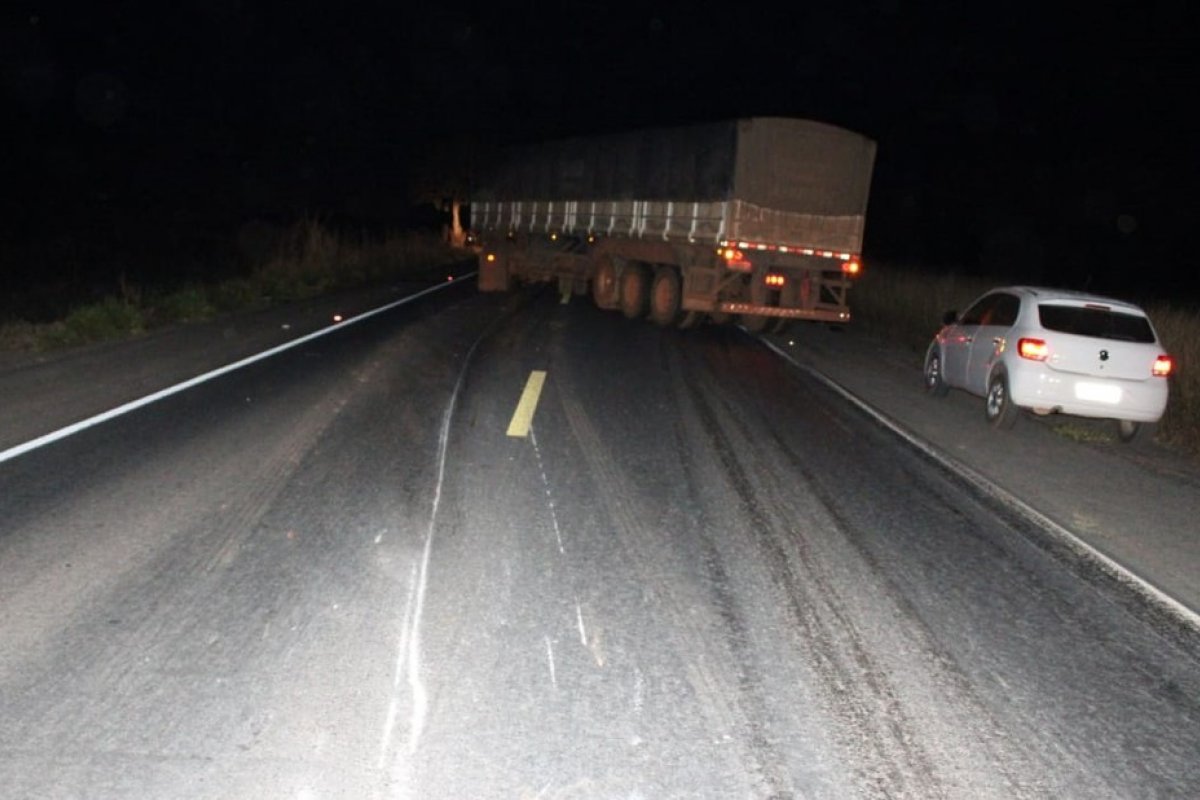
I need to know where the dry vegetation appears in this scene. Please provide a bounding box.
[850,262,1199,457]
[1,219,464,352]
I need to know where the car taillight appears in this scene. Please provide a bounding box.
[1018,338,1049,360]
[1153,355,1173,377]
[765,273,785,288]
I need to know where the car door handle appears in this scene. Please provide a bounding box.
[964,336,974,343]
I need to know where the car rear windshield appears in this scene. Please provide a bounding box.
[1037,304,1156,343]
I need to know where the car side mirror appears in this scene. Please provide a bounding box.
[942,310,958,325]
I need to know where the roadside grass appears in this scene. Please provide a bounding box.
[851,263,1200,457]
[38,297,146,349]
[1145,304,1199,455]
[152,284,216,325]
[0,220,464,355]
[0,320,39,352]
[849,265,996,355]
[1048,420,1121,445]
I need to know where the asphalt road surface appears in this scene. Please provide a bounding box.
[2,284,1197,799]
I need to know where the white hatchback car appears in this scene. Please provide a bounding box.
[924,286,1173,440]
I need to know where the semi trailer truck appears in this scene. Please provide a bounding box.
[470,117,876,331]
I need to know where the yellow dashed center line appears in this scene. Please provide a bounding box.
[507,371,547,438]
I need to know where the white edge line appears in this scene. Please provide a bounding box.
[0,273,477,466]
[759,337,1200,634]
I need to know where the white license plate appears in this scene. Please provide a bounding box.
[1075,382,1122,404]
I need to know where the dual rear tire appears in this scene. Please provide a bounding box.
[649,267,682,327]
[619,263,651,319]
[592,258,620,310]
[618,263,686,327]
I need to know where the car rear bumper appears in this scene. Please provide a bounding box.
[1009,369,1169,422]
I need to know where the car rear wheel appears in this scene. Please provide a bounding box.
[1117,419,1142,443]
[985,370,1020,429]
[924,349,949,397]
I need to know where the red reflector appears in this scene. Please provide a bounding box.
[721,247,752,271]
[842,259,862,276]
[1018,338,1049,360]
[765,273,786,288]
[1153,355,1173,377]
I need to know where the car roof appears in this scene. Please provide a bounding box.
[989,285,1147,314]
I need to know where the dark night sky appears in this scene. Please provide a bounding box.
[3,0,1199,304]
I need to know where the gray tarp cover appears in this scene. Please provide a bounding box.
[473,117,876,218]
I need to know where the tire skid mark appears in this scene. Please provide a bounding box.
[556,357,794,799]
[378,304,514,772]
[748,347,1096,794]
[681,339,1043,798]
[378,293,541,791]
[676,342,946,799]
[757,415,1088,797]
[661,343,801,795]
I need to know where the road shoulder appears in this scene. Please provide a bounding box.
[764,322,1200,619]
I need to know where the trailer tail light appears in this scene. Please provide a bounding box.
[1018,338,1049,361]
[721,247,752,272]
[765,273,786,288]
[1153,355,1173,377]
[486,253,497,262]
[842,259,862,276]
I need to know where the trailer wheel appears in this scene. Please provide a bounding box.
[620,263,651,319]
[592,258,620,309]
[649,267,682,327]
